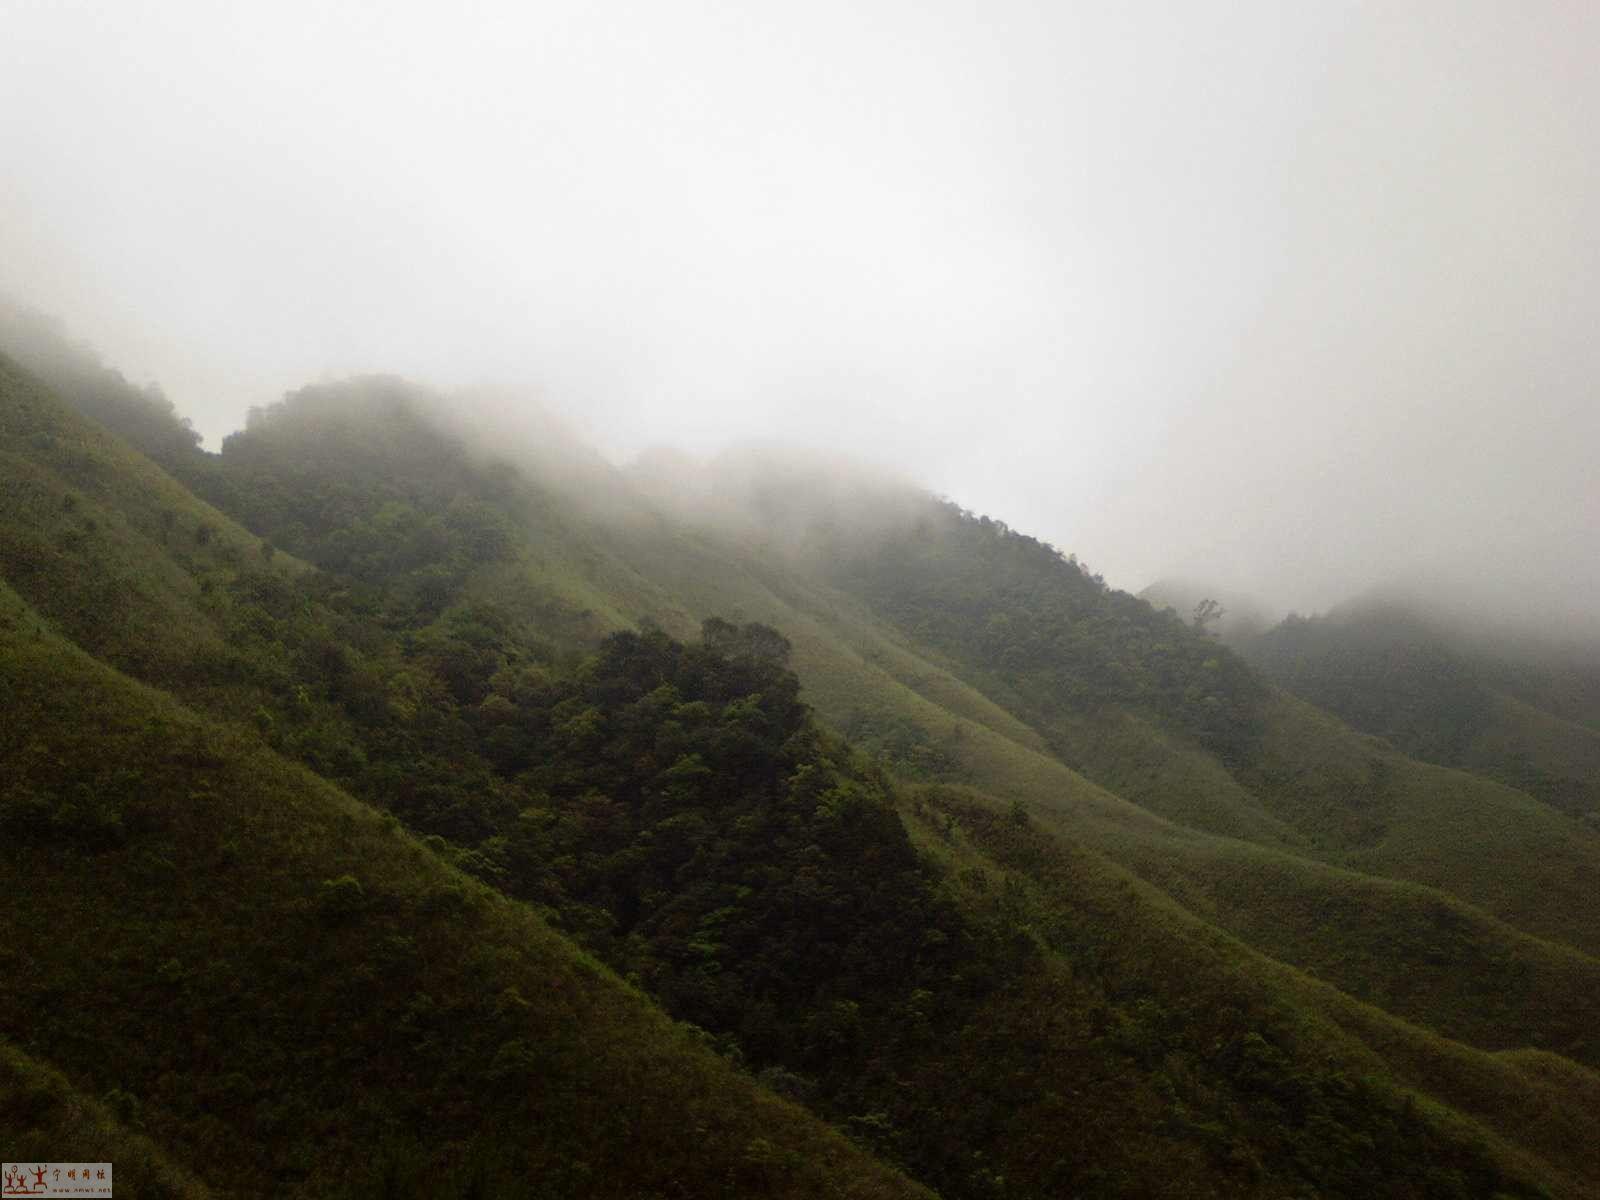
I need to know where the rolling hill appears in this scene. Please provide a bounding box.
[3,315,1599,1198]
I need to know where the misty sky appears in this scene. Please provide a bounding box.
[4,1,1597,622]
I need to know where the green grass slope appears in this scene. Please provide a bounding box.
[199,390,1600,1072]
[554,509,1600,1017]
[0,582,929,1200]
[682,475,1600,960]
[1098,830,1600,1067]
[0,353,285,686]
[477,437,1600,1177]
[594,458,1600,1099]
[8,349,1599,1196]
[1245,695,1600,957]
[918,790,1600,1200]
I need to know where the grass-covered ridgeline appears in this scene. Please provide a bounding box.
[703,462,1600,963]
[4,332,1600,1196]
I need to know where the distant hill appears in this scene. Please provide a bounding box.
[4,320,1600,1198]
[1240,596,1600,827]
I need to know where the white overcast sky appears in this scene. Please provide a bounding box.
[3,0,1597,621]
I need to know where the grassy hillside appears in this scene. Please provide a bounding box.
[179,379,1600,1022]
[923,790,1600,1200]
[5,343,1599,1196]
[0,581,930,1200]
[0,354,280,687]
[0,355,935,1197]
[684,471,1600,960]
[0,531,1568,1200]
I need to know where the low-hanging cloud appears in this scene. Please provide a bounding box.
[2,0,1595,631]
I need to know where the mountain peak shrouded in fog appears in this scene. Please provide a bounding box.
[5,1,1598,629]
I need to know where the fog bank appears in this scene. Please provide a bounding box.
[4,1,1595,630]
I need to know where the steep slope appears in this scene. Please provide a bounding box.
[83,369,1600,1039]
[0,357,933,1198]
[8,350,1600,1196]
[8,580,1576,1198]
[727,475,1600,954]
[0,353,278,687]
[617,451,1600,1067]
[0,577,931,1200]
[920,790,1600,1200]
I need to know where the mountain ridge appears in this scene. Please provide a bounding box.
[3,324,1597,1198]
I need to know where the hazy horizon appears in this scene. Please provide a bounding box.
[4,1,1597,626]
